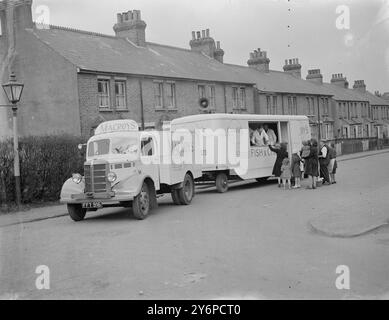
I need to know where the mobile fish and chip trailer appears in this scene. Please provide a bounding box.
[171,114,312,193]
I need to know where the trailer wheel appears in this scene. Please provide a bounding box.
[133,182,151,220]
[171,189,181,205]
[67,204,87,222]
[215,173,229,193]
[178,174,195,205]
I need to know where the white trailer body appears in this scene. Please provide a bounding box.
[171,114,311,192]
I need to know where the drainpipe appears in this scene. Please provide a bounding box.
[281,94,285,115]
[139,79,145,131]
[223,85,227,113]
[317,96,322,142]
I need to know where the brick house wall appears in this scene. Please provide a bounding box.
[77,72,255,139]
[257,92,336,140]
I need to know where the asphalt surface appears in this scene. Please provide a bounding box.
[0,152,388,300]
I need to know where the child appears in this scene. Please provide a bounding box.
[329,143,337,184]
[300,140,311,158]
[300,140,310,181]
[291,153,302,189]
[280,158,292,190]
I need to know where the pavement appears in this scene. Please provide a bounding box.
[1,148,389,236]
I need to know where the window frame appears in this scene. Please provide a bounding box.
[272,96,277,115]
[154,80,164,109]
[97,78,111,110]
[165,81,177,109]
[208,85,216,109]
[114,80,127,110]
[239,87,247,110]
[266,96,272,114]
[232,87,239,109]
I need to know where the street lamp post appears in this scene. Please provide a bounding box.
[2,72,24,207]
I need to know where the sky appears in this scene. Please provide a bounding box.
[30,0,389,93]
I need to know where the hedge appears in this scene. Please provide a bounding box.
[0,136,86,205]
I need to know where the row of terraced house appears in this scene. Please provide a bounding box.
[1,1,389,154]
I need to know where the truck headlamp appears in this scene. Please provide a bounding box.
[72,173,82,184]
[107,172,117,183]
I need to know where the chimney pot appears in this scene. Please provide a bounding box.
[197,31,201,39]
[206,29,210,37]
[216,41,220,49]
[202,30,206,38]
[114,9,147,46]
[192,31,196,40]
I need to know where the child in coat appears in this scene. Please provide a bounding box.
[291,153,302,189]
[300,141,311,180]
[280,158,292,190]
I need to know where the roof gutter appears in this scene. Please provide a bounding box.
[257,89,334,97]
[76,68,256,87]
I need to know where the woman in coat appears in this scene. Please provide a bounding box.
[269,143,289,187]
[303,139,319,189]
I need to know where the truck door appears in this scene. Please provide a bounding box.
[140,135,160,190]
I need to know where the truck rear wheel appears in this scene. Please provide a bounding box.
[216,173,229,193]
[171,189,181,205]
[67,204,87,222]
[178,174,195,205]
[133,182,151,220]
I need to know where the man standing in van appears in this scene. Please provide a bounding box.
[251,125,269,147]
[264,124,278,146]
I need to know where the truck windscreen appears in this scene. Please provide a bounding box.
[88,137,139,157]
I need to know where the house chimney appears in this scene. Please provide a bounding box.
[331,73,349,88]
[247,48,270,72]
[214,41,225,63]
[353,80,367,93]
[283,58,302,78]
[113,10,147,46]
[306,69,323,84]
[382,92,389,101]
[190,29,217,58]
[0,0,33,41]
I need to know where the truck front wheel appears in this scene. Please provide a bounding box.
[133,182,151,220]
[216,173,229,193]
[178,174,195,205]
[67,204,87,222]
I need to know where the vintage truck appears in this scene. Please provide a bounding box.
[60,119,201,222]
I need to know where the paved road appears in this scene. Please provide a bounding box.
[0,153,389,300]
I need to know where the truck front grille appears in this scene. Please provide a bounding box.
[84,163,109,194]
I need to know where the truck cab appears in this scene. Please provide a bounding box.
[60,120,201,222]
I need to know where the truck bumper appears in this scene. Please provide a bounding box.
[60,191,136,205]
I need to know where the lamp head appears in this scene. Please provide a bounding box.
[2,72,24,105]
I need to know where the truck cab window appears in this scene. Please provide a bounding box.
[141,138,154,156]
